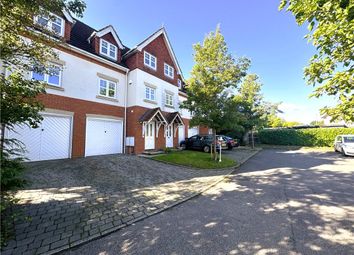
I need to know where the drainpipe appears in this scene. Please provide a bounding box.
[123,70,130,154]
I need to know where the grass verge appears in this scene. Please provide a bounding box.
[153,150,236,169]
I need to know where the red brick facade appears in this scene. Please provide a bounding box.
[64,20,72,42]
[91,33,122,64]
[33,18,207,158]
[126,106,187,154]
[125,34,182,87]
[199,125,210,135]
[38,94,125,158]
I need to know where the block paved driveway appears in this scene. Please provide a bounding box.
[63,149,354,255]
[2,150,254,255]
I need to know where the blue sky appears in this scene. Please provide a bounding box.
[78,0,335,124]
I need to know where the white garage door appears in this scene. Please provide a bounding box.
[8,114,72,161]
[85,118,123,156]
[188,126,199,138]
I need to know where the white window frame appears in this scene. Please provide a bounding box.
[98,78,117,99]
[145,85,156,101]
[178,79,182,89]
[31,63,62,87]
[164,63,174,79]
[165,93,173,107]
[99,39,118,60]
[144,51,157,70]
[35,13,64,37]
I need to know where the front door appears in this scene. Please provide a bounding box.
[145,122,155,150]
[166,125,173,148]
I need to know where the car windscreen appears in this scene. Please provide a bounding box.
[343,137,354,143]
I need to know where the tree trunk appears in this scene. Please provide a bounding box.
[243,131,249,145]
[210,133,213,159]
[251,129,255,149]
[0,123,6,159]
[213,129,217,161]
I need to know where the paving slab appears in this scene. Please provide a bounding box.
[1,149,258,254]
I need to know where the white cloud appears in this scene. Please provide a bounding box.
[278,103,322,124]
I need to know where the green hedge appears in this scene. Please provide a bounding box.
[258,128,354,147]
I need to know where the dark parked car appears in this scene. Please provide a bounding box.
[180,135,228,153]
[220,135,240,150]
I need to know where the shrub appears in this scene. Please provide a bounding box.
[164,147,172,154]
[259,127,354,147]
[1,151,26,247]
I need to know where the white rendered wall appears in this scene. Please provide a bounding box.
[178,95,192,119]
[127,69,179,113]
[46,49,127,107]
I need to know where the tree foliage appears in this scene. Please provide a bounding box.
[0,0,86,151]
[259,127,354,147]
[279,0,354,123]
[0,0,86,245]
[266,114,303,128]
[181,26,250,158]
[310,120,325,126]
[231,74,281,141]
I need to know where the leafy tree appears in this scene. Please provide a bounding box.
[283,121,302,127]
[0,0,85,245]
[232,74,281,144]
[310,120,325,126]
[266,114,286,128]
[266,115,303,128]
[182,26,250,159]
[0,0,86,159]
[279,0,354,123]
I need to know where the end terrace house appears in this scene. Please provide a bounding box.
[4,9,209,161]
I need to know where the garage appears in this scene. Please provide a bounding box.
[85,117,123,156]
[7,113,72,161]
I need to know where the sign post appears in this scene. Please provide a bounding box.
[218,137,222,162]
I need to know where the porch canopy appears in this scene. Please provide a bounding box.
[164,112,184,136]
[139,107,167,137]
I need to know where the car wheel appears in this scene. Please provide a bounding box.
[341,148,347,156]
[227,145,233,150]
[181,143,186,150]
[203,145,210,153]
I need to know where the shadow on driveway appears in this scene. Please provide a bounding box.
[62,149,354,255]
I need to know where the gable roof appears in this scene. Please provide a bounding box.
[123,27,184,79]
[139,107,167,124]
[69,20,130,68]
[164,112,184,125]
[88,25,124,49]
[62,9,74,23]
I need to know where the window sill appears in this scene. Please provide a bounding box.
[99,54,117,62]
[96,95,119,102]
[164,75,174,80]
[144,99,157,105]
[46,84,64,91]
[165,104,175,109]
[144,64,157,71]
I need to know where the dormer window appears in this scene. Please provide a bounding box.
[164,63,174,79]
[100,39,117,60]
[144,52,157,70]
[35,14,64,36]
